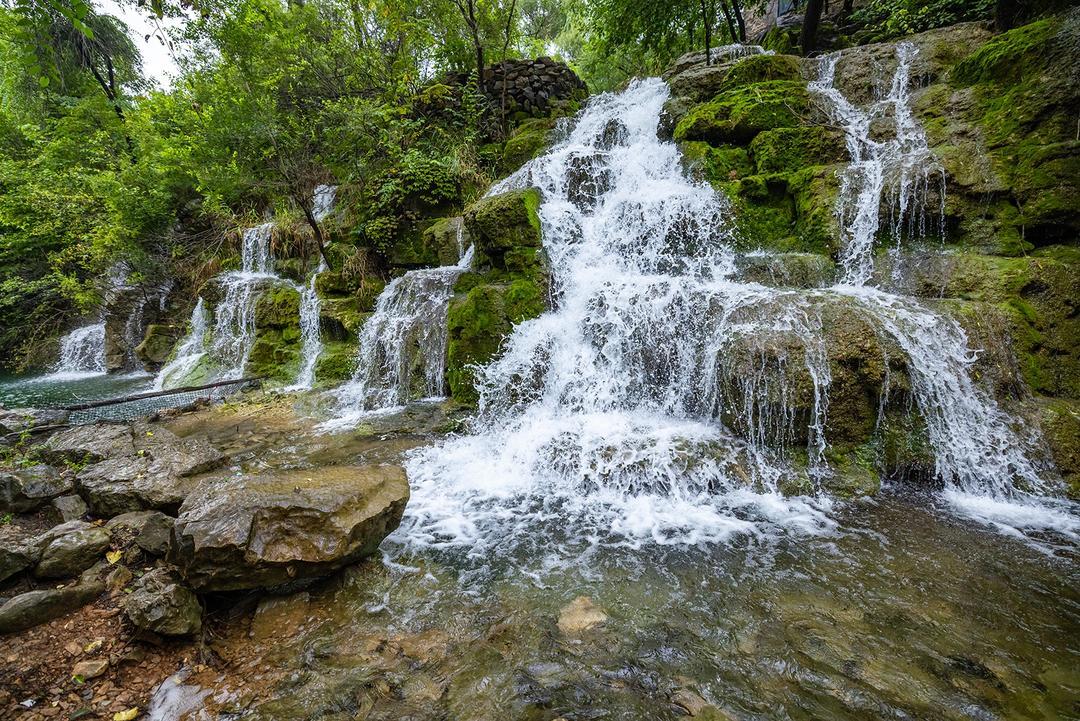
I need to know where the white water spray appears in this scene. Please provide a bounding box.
[153,298,209,390]
[810,42,944,286]
[52,323,107,377]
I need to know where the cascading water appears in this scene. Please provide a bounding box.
[52,323,107,376]
[288,185,337,390]
[387,63,1071,557]
[325,243,474,427]
[153,298,209,390]
[209,223,277,379]
[810,42,944,286]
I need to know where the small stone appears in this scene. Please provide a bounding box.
[52,494,88,522]
[71,659,109,680]
[105,565,133,592]
[557,596,608,635]
[123,568,202,636]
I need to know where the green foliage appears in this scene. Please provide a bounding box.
[852,0,994,39]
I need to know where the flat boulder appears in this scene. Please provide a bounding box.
[76,425,224,516]
[107,510,174,556]
[169,465,409,591]
[123,568,202,636]
[0,464,72,513]
[34,521,111,579]
[40,422,135,464]
[0,581,104,634]
[0,407,69,436]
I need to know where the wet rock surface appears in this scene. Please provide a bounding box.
[169,464,409,591]
[123,568,202,636]
[0,464,72,513]
[0,581,104,635]
[34,521,111,579]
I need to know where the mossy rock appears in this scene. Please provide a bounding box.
[135,324,179,367]
[422,217,471,267]
[951,16,1062,86]
[668,53,802,103]
[734,252,836,288]
[502,118,554,174]
[464,189,543,273]
[254,285,301,329]
[723,179,798,252]
[820,444,882,498]
[246,328,301,383]
[680,141,754,182]
[673,81,811,145]
[750,127,847,175]
[387,221,441,268]
[1039,397,1080,498]
[446,278,548,404]
[314,340,356,385]
[320,297,370,339]
[789,166,843,255]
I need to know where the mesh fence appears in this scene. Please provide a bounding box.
[62,379,253,425]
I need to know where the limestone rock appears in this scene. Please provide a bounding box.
[107,510,174,556]
[34,522,111,579]
[0,464,72,513]
[41,423,135,465]
[52,494,88,522]
[123,568,202,636]
[0,407,69,436]
[557,596,608,635]
[76,425,224,516]
[169,465,409,591]
[0,581,104,634]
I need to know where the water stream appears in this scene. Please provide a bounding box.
[52,323,107,377]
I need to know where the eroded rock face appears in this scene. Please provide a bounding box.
[74,424,225,516]
[34,522,111,579]
[0,407,69,436]
[123,568,202,636]
[106,510,174,556]
[41,423,136,465]
[0,464,73,513]
[169,465,409,591]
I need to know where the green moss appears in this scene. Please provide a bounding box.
[246,328,301,383]
[680,141,754,182]
[320,297,370,338]
[761,25,799,55]
[135,324,178,366]
[387,220,441,268]
[722,178,797,251]
[789,167,842,255]
[465,188,543,268]
[952,17,1061,86]
[445,278,547,404]
[722,54,801,91]
[1039,397,1080,498]
[673,81,810,145]
[314,340,355,385]
[421,216,469,267]
[501,118,554,174]
[821,444,882,498]
[254,285,301,329]
[750,127,847,175]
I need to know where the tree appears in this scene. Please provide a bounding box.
[800,0,824,55]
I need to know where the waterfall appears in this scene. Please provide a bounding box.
[153,298,209,391]
[810,42,944,286]
[312,184,336,222]
[287,185,337,390]
[385,71,1068,555]
[209,223,277,379]
[325,246,474,425]
[53,323,107,376]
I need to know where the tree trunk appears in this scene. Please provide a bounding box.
[718,0,738,45]
[500,0,517,129]
[800,0,825,56]
[700,0,712,65]
[299,198,332,270]
[731,0,747,42]
[995,0,1019,30]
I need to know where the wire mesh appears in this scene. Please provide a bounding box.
[62,380,251,425]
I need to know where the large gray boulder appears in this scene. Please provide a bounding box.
[34,521,111,579]
[107,510,174,556]
[0,464,73,513]
[40,422,135,464]
[0,407,69,437]
[169,465,409,591]
[0,581,104,634]
[123,568,202,636]
[1,519,101,583]
[75,425,224,516]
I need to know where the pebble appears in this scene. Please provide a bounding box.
[72,658,109,680]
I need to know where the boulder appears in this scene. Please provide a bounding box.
[76,425,224,516]
[668,53,802,103]
[107,510,174,556]
[0,407,69,436]
[41,423,135,465]
[34,522,111,579]
[0,581,104,635]
[557,596,608,635]
[0,464,72,513]
[169,465,409,591]
[52,494,88,522]
[123,568,202,636]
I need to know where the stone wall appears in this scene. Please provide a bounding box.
[445,57,588,119]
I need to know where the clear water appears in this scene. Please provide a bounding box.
[0,371,151,410]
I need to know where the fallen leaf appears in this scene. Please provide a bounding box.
[113,708,140,721]
[105,550,122,564]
